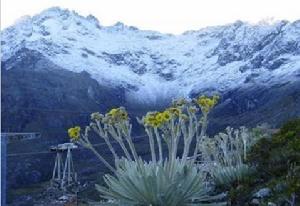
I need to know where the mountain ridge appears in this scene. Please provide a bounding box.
[2,7,300,107]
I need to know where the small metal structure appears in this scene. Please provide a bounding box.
[50,143,78,191]
[1,132,41,143]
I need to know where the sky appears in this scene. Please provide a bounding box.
[1,0,300,34]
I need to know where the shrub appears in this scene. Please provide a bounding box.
[229,119,300,205]
[248,119,300,178]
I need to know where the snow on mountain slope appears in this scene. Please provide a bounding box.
[2,7,300,106]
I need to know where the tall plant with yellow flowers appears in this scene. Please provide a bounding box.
[138,95,219,167]
[68,95,223,206]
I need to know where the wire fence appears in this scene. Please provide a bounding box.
[6,134,148,157]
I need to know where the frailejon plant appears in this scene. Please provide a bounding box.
[198,127,258,187]
[68,95,228,205]
[95,159,224,206]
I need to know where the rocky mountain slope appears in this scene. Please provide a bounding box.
[1,6,300,133]
[2,48,125,133]
[2,7,300,107]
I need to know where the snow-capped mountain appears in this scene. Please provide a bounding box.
[2,7,300,107]
[2,9,300,192]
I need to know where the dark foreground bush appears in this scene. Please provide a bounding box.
[228,119,300,205]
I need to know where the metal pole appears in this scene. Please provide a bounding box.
[58,152,62,180]
[67,148,71,185]
[62,151,68,190]
[52,153,58,180]
[1,134,7,206]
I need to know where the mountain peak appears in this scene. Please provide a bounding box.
[38,6,71,18]
[114,21,125,27]
[34,7,100,26]
[86,14,101,26]
[105,21,139,32]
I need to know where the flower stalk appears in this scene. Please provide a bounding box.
[67,95,219,176]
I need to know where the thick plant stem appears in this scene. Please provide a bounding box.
[118,140,133,161]
[109,125,132,161]
[168,119,176,171]
[97,122,119,160]
[125,136,139,162]
[154,127,163,162]
[181,120,189,162]
[182,138,193,164]
[79,137,116,174]
[88,145,116,174]
[169,121,174,163]
[93,124,119,161]
[192,113,208,163]
[182,114,197,163]
[122,123,139,162]
[103,137,119,161]
[171,119,181,164]
[146,128,156,163]
[173,123,181,161]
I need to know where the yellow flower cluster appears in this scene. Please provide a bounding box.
[106,107,128,123]
[196,95,219,113]
[144,110,172,128]
[68,126,81,140]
